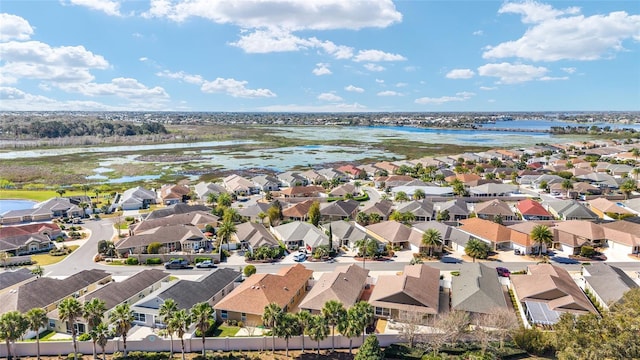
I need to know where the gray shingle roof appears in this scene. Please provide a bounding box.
[451,263,508,314]
[82,269,168,310]
[0,268,36,292]
[583,263,639,307]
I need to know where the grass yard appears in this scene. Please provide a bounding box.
[213,325,241,337]
[31,245,79,265]
[0,190,85,201]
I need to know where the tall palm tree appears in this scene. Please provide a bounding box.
[633,167,640,181]
[0,311,28,360]
[83,298,106,359]
[274,312,299,358]
[79,202,89,218]
[321,300,346,353]
[338,307,362,355]
[620,179,638,200]
[217,217,237,256]
[171,309,191,360]
[109,303,134,358]
[353,301,374,343]
[465,238,489,262]
[530,224,554,256]
[296,310,311,353]
[191,302,214,356]
[421,228,442,258]
[354,238,378,269]
[58,297,83,360]
[159,299,178,357]
[25,308,48,360]
[631,147,640,164]
[56,188,66,198]
[263,302,283,354]
[92,323,110,360]
[561,179,574,199]
[307,314,329,356]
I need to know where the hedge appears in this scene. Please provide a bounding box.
[146,258,162,265]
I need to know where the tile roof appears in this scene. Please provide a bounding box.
[365,221,423,246]
[298,264,369,312]
[459,218,511,243]
[588,197,633,215]
[552,220,605,240]
[474,199,515,217]
[282,200,314,218]
[600,219,640,247]
[369,264,441,315]
[517,199,552,217]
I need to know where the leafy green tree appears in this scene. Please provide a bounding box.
[159,299,177,357]
[274,312,300,357]
[58,297,83,360]
[308,200,321,227]
[267,202,283,226]
[322,300,347,353]
[83,298,106,359]
[191,302,214,356]
[0,311,28,360]
[147,242,163,254]
[368,213,382,224]
[243,264,257,277]
[465,238,490,262]
[262,302,283,354]
[355,334,384,360]
[421,228,442,257]
[307,314,329,356]
[109,303,134,358]
[25,308,48,360]
[530,224,554,256]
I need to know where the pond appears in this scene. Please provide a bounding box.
[0,199,37,214]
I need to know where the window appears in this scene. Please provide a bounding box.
[133,313,146,323]
[241,313,246,322]
[375,307,390,317]
[220,310,228,320]
[49,319,55,329]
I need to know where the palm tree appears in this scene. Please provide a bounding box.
[561,179,574,199]
[394,191,409,202]
[159,299,178,357]
[354,238,378,269]
[321,300,346,353]
[308,314,329,356]
[452,180,466,197]
[56,188,66,197]
[296,310,311,353]
[354,181,362,195]
[0,311,28,360]
[0,251,10,268]
[171,309,191,360]
[81,184,91,198]
[530,224,554,256]
[217,217,237,256]
[25,308,48,360]
[109,303,134,358]
[356,211,370,226]
[620,179,637,200]
[633,167,640,181]
[31,265,44,278]
[421,228,442,258]
[631,147,640,164]
[83,298,106,359]
[338,307,362,355]
[191,302,214,356]
[353,301,374,343]
[79,202,89,218]
[274,312,299,357]
[92,323,110,360]
[465,238,489,262]
[412,189,426,200]
[368,213,382,224]
[262,302,283,354]
[58,297,83,360]
[216,192,232,208]
[93,187,101,202]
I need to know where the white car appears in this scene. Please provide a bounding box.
[196,260,216,268]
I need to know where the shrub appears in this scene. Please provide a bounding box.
[146,258,162,265]
[125,216,135,223]
[147,242,163,254]
[126,257,139,265]
[451,271,460,276]
[78,333,91,341]
[581,246,595,258]
[67,353,83,360]
[244,265,256,277]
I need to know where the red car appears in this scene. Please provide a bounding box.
[496,267,510,277]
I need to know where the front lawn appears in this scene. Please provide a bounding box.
[32,245,79,265]
[0,190,84,201]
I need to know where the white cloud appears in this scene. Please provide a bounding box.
[377,90,402,96]
[364,63,385,72]
[561,67,577,74]
[415,91,475,105]
[143,0,402,30]
[312,63,332,76]
[353,49,406,62]
[345,85,364,93]
[404,66,417,72]
[57,77,169,100]
[446,69,475,79]
[259,102,367,112]
[480,86,498,91]
[0,86,138,111]
[395,82,408,87]
[65,0,122,17]
[477,62,549,84]
[317,92,343,102]
[201,78,276,98]
[485,2,640,61]
[473,30,483,36]
[156,70,204,84]
[375,79,385,83]
[0,14,34,41]
[539,76,568,81]
[139,57,148,62]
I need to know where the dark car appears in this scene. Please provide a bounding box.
[164,259,189,269]
[496,267,510,277]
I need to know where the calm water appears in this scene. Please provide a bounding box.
[481,119,640,130]
[0,199,36,214]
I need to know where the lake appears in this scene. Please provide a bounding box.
[0,199,37,214]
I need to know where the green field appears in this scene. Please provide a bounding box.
[0,190,86,201]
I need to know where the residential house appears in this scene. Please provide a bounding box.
[250,175,280,192]
[0,268,37,295]
[412,221,469,249]
[582,263,638,311]
[131,211,219,234]
[317,168,348,183]
[1,197,82,224]
[159,184,191,205]
[508,222,553,255]
[238,201,274,223]
[552,220,605,255]
[320,199,360,221]
[144,203,212,220]
[282,200,315,222]
[600,219,640,256]
[74,269,169,329]
[132,268,242,326]
[451,263,509,316]
[194,182,228,201]
[299,264,369,313]
[337,164,366,179]
[390,185,454,198]
[116,224,208,255]
[223,174,259,195]
[544,199,599,220]
[444,173,481,184]
[0,222,61,255]
[517,199,553,221]
[469,183,518,197]
[459,218,512,251]
[369,264,442,319]
[280,185,325,198]
[328,183,359,198]
[233,222,280,254]
[214,264,313,324]
[360,200,394,221]
[511,264,598,326]
[271,221,331,252]
[395,200,435,222]
[588,197,633,219]
[300,169,326,185]
[278,171,308,187]
[474,199,517,221]
[115,186,157,211]
[576,172,619,190]
[320,221,367,248]
[375,161,400,174]
[365,221,423,251]
[435,199,470,221]
[572,182,602,197]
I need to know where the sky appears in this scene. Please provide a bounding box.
[0,0,639,112]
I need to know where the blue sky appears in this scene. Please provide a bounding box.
[0,0,638,112]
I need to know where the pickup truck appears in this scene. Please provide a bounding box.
[164,259,189,269]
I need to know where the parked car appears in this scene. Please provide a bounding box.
[496,267,511,277]
[164,259,189,269]
[294,253,307,262]
[196,260,216,268]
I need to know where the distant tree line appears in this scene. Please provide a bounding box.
[0,120,168,139]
